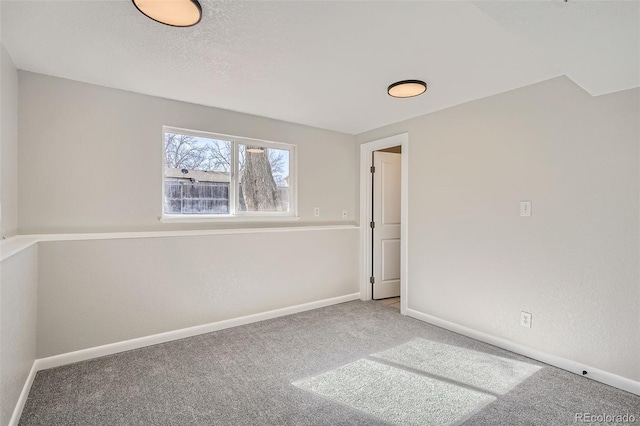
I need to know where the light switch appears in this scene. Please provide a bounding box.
[520,201,531,217]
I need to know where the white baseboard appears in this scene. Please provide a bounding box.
[8,362,38,426]
[8,293,359,425]
[36,293,360,371]
[406,308,640,396]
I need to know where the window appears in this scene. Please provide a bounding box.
[163,127,296,219]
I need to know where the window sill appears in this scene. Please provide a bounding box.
[160,215,301,224]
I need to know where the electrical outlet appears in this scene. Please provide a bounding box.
[314,207,320,217]
[342,210,348,219]
[520,311,532,328]
[520,201,532,217]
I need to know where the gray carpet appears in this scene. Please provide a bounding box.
[19,301,640,425]
[372,339,541,395]
[293,359,496,425]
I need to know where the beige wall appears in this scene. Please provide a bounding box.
[1,40,29,426]
[358,77,640,382]
[10,64,640,389]
[17,71,361,359]
[0,246,38,426]
[1,44,18,237]
[36,228,358,357]
[18,71,357,234]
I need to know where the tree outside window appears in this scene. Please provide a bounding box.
[163,129,294,217]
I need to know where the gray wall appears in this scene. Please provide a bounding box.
[37,228,358,357]
[10,71,361,419]
[0,246,38,426]
[357,76,640,382]
[1,40,29,426]
[16,71,361,359]
[1,44,18,237]
[18,71,357,234]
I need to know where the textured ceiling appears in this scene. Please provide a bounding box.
[1,1,637,134]
[474,0,639,96]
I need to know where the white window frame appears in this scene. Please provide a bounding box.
[161,126,298,223]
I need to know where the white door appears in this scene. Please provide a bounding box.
[372,152,401,299]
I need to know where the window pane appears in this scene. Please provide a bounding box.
[164,133,232,214]
[238,144,290,213]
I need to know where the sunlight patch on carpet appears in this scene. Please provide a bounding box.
[293,359,495,426]
[372,339,541,394]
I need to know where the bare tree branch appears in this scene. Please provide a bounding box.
[165,133,289,212]
[164,134,230,171]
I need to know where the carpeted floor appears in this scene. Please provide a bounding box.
[371,339,542,395]
[293,358,497,425]
[19,301,640,425]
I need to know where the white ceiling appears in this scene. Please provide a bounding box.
[474,0,640,96]
[1,1,637,134]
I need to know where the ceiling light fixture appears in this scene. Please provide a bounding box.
[132,0,202,27]
[387,80,427,98]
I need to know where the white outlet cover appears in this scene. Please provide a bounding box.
[314,207,320,217]
[342,210,348,218]
[520,201,532,217]
[520,311,532,328]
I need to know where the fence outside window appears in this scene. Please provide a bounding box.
[164,180,290,214]
[164,180,230,214]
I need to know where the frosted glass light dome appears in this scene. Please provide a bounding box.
[132,0,202,27]
[387,80,427,98]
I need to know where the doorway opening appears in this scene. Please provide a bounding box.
[359,133,408,313]
[371,147,401,301]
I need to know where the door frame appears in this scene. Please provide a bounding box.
[359,133,409,313]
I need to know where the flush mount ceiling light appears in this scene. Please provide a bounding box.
[132,0,202,27]
[387,80,427,98]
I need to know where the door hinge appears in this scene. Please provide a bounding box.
[370,166,375,173]
[370,221,375,229]
[370,276,375,284]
